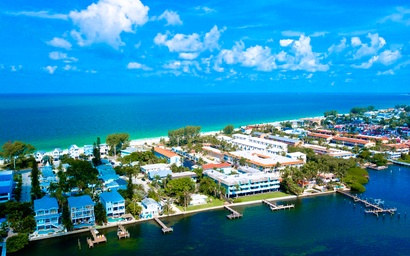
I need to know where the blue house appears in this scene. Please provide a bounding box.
[83,145,94,157]
[40,162,57,193]
[0,171,13,203]
[67,195,95,229]
[33,196,62,233]
[96,165,119,183]
[100,191,125,217]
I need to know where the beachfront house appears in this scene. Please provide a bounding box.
[0,170,13,203]
[190,194,208,206]
[67,195,95,229]
[69,145,80,159]
[35,150,46,163]
[99,143,109,156]
[33,196,62,233]
[52,148,63,161]
[83,145,93,157]
[154,147,181,166]
[138,198,162,219]
[99,191,125,217]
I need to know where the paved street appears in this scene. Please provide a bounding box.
[20,171,32,202]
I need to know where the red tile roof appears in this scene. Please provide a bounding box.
[202,162,231,170]
[154,147,179,158]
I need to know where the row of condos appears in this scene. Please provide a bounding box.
[230,134,288,154]
[204,170,281,198]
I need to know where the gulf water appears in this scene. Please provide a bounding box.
[16,165,410,255]
[1,93,410,151]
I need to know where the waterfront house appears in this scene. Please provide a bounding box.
[33,196,62,232]
[99,143,109,156]
[204,170,281,198]
[35,150,46,163]
[83,145,94,157]
[68,145,80,159]
[67,195,95,229]
[99,191,125,217]
[138,198,162,219]
[154,147,181,166]
[0,170,13,203]
[40,162,58,193]
[52,148,63,161]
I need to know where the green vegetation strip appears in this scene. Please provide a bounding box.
[177,198,225,211]
[233,192,290,203]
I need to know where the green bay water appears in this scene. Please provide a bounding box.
[16,165,410,255]
[1,93,410,151]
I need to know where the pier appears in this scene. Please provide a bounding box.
[337,190,397,216]
[154,217,173,233]
[225,205,243,219]
[117,224,130,239]
[86,228,107,248]
[262,200,295,211]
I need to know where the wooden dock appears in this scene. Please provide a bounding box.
[262,200,295,211]
[117,224,130,239]
[225,205,243,219]
[337,190,397,216]
[154,217,173,233]
[87,228,107,248]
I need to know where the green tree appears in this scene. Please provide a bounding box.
[7,233,29,253]
[62,203,73,231]
[106,133,130,158]
[223,124,234,135]
[0,141,35,168]
[30,158,42,200]
[94,202,107,225]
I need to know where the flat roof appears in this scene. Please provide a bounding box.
[267,135,300,144]
[228,150,303,167]
[204,170,280,186]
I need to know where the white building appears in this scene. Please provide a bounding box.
[52,148,63,161]
[138,198,162,219]
[190,194,208,205]
[140,163,171,174]
[68,145,80,159]
[230,134,287,154]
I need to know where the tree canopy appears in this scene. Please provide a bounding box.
[0,141,35,160]
[168,126,201,146]
[223,124,234,135]
[106,133,130,157]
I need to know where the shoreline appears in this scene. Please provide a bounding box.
[28,191,338,242]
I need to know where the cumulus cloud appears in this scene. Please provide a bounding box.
[154,25,224,58]
[351,37,362,47]
[157,10,182,26]
[216,35,328,72]
[354,33,386,59]
[49,51,67,60]
[69,0,149,48]
[179,53,199,60]
[378,50,401,65]
[328,38,347,54]
[377,69,395,75]
[127,62,152,70]
[47,37,72,50]
[279,39,294,47]
[44,66,57,74]
[195,6,216,14]
[352,55,379,69]
[163,60,201,74]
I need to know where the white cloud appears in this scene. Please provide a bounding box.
[47,37,72,50]
[352,55,379,69]
[310,31,327,37]
[163,60,201,74]
[281,31,303,37]
[154,25,224,53]
[195,6,216,14]
[378,50,401,65]
[69,0,149,48]
[328,38,347,54]
[179,53,199,60]
[44,66,57,74]
[157,10,182,26]
[306,73,313,79]
[279,39,294,47]
[127,62,152,70]
[354,33,386,59]
[377,69,395,75]
[11,66,17,72]
[10,11,68,20]
[63,65,77,71]
[380,7,410,26]
[49,51,67,60]
[351,37,362,47]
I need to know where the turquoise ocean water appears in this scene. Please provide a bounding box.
[15,165,410,255]
[1,93,410,151]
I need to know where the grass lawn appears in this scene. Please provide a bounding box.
[233,191,290,203]
[177,198,225,212]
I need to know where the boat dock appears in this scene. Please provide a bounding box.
[262,200,295,211]
[225,205,243,219]
[87,228,107,248]
[337,190,397,216]
[154,217,173,233]
[117,224,130,239]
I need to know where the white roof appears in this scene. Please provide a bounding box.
[204,170,280,186]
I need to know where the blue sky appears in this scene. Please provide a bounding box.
[1,0,410,93]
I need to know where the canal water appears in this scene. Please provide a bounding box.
[16,165,410,255]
